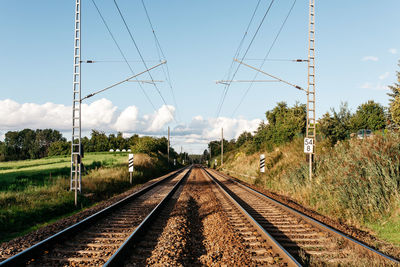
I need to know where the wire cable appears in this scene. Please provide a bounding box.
[91,0,157,112]
[216,0,275,118]
[216,0,263,116]
[113,0,177,123]
[231,0,297,117]
[140,0,181,122]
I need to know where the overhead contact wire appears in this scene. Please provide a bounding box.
[216,0,275,118]
[216,0,263,117]
[232,0,297,117]
[113,0,177,123]
[91,0,157,112]
[140,0,181,122]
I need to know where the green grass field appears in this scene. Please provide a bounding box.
[0,152,173,242]
[0,152,130,191]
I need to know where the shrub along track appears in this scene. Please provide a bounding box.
[207,168,399,266]
[0,168,189,266]
[221,168,400,260]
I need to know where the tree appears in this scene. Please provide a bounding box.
[90,130,109,152]
[0,141,5,161]
[236,131,253,148]
[350,100,386,131]
[48,141,70,156]
[318,102,352,145]
[265,102,306,145]
[388,61,400,126]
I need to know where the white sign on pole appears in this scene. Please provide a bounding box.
[304,138,314,154]
[174,159,176,166]
[260,154,265,173]
[215,159,217,166]
[128,154,134,172]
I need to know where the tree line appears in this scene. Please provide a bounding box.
[206,61,400,156]
[0,129,178,162]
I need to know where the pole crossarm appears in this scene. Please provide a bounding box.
[81,60,166,101]
[233,58,307,93]
[216,80,279,85]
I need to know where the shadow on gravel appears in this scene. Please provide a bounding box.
[180,196,207,266]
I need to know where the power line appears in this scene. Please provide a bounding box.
[231,0,298,117]
[216,0,276,118]
[91,0,157,112]
[216,0,263,116]
[113,0,177,123]
[140,0,181,122]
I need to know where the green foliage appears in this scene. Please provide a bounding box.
[236,131,253,148]
[350,100,386,131]
[48,141,71,156]
[131,136,177,158]
[388,61,400,127]
[3,129,65,161]
[318,102,352,146]
[265,102,306,145]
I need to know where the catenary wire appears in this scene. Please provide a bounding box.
[216,0,275,118]
[113,0,177,123]
[231,0,297,117]
[140,0,181,122]
[91,0,157,112]
[216,0,263,117]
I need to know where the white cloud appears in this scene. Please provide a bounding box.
[379,72,390,80]
[360,82,388,91]
[0,98,263,154]
[389,48,398,54]
[0,98,174,134]
[146,105,175,132]
[362,56,379,62]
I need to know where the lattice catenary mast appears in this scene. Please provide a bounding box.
[306,0,316,179]
[71,0,82,204]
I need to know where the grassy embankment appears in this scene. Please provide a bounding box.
[0,152,175,242]
[216,132,400,247]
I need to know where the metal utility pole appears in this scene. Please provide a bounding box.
[306,0,316,180]
[167,126,170,164]
[221,128,224,166]
[71,0,82,206]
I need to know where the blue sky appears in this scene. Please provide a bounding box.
[0,1,399,153]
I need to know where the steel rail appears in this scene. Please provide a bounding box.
[211,169,400,264]
[202,168,301,267]
[104,166,192,266]
[0,167,189,267]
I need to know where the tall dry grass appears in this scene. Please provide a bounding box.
[222,133,400,227]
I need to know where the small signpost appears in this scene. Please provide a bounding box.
[304,138,314,154]
[260,154,265,173]
[174,159,176,166]
[214,159,217,167]
[129,154,134,184]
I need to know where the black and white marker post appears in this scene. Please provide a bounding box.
[260,154,265,173]
[129,154,134,184]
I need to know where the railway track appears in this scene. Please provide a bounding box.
[0,166,191,267]
[204,167,400,266]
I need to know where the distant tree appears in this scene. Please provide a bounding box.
[90,130,109,152]
[350,100,386,131]
[388,61,400,126]
[48,141,71,156]
[318,102,352,145]
[236,131,253,148]
[0,141,5,161]
[265,102,306,145]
